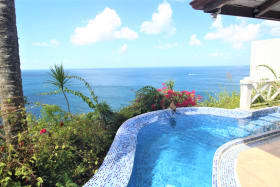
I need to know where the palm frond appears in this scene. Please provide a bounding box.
[68,75,98,104]
[257,64,278,79]
[47,64,71,90]
[41,90,61,95]
[64,88,95,109]
[136,86,162,111]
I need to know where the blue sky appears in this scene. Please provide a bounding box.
[15,0,280,70]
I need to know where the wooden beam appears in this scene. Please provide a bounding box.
[207,5,280,21]
[255,0,280,17]
[203,0,233,11]
[207,5,254,18]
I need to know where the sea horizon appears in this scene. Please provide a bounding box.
[21,65,250,71]
[23,66,249,115]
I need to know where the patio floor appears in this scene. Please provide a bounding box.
[236,136,280,187]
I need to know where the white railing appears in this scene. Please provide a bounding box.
[240,77,280,110]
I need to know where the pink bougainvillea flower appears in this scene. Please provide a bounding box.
[176,103,181,107]
[157,89,162,92]
[40,128,47,134]
[162,83,165,86]
[162,86,167,90]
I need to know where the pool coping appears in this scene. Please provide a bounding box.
[83,106,280,187]
[212,129,280,187]
[212,106,280,187]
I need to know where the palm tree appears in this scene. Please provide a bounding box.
[0,0,26,144]
[46,64,100,112]
[47,64,71,113]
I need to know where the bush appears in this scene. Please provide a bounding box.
[0,104,114,186]
[199,90,240,109]
[133,81,202,113]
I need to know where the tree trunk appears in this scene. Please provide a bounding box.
[0,0,25,144]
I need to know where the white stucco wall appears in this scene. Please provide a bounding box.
[250,38,280,80]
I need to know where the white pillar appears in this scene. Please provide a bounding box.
[240,77,253,110]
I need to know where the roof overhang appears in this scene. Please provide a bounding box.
[190,0,280,21]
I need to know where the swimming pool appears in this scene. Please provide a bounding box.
[84,107,280,187]
[128,113,280,187]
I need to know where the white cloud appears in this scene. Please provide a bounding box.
[155,42,179,49]
[50,39,60,46]
[209,52,224,57]
[71,8,138,45]
[32,39,60,47]
[113,44,128,54]
[120,44,128,53]
[205,15,260,49]
[140,2,176,35]
[262,20,280,36]
[114,27,138,40]
[189,34,202,46]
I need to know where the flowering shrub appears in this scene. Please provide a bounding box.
[151,81,202,110]
[133,81,202,112]
[0,104,114,186]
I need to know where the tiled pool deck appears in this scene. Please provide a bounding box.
[237,135,280,187]
[83,106,280,187]
[213,130,280,187]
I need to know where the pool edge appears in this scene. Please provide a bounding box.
[83,106,280,187]
[212,106,280,187]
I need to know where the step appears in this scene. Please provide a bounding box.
[258,116,280,123]
[239,123,265,134]
[267,112,280,118]
[250,119,273,127]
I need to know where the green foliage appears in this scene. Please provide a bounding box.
[46,64,72,113]
[133,82,200,112]
[0,105,114,186]
[135,86,164,113]
[253,64,280,107]
[118,105,142,120]
[199,90,240,109]
[48,64,71,90]
[45,65,100,111]
[165,80,175,90]
[64,88,96,109]
[257,64,278,79]
[68,75,98,104]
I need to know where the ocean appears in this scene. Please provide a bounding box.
[22,66,249,115]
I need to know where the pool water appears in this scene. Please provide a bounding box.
[127,113,280,187]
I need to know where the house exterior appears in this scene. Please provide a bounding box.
[250,38,280,80]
